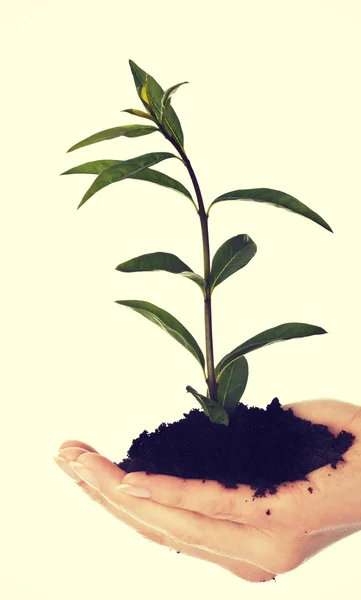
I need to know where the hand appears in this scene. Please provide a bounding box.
[54,398,361,583]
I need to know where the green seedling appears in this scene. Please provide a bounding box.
[61,59,332,427]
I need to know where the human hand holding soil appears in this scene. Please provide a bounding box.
[54,398,361,583]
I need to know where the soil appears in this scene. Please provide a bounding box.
[115,397,355,500]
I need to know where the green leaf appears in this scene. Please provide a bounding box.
[160,81,189,122]
[186,386,229,426]
[67,125,159,152]
[77,152,178,208]
[215,322,327,381]
[61,159,120,175]
[121,108,156,122]
[116,252,205,294]
[180,272,207,292]
[123,167,196,209]
[207,188,333,233]
[129,60,185,149]
[61,159,197,211]
[140,78,152,108]
[217,356,248,417]
[210,234,257,292]
[115,300,205,373]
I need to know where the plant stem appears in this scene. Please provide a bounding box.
[161,131,217,401]
[181,153,218,401]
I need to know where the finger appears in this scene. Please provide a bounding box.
[54,442,102,482]
[54,449,145,525]
[119,471,275,526]
[55,450,275,581]
[70,452,273,569]
[58,439,100,453]
[53,448,92,482]
[281,398,361,435]
[79,481,274,583]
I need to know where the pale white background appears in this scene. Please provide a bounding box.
[1,0,361,598]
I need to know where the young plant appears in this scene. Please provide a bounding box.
[61,59,332,427]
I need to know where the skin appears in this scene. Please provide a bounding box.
[54,398,361,583]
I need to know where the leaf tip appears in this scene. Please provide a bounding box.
[319,218,333,233]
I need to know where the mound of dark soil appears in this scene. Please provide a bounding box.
[115,397,355,499]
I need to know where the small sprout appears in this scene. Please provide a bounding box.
[63,60,332,426]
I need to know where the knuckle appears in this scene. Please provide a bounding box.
[205,493,238,519]
[167,492,186,509]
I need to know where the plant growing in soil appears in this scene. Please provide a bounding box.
[61,60,355,498]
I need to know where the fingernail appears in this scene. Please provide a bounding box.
[69,462,101,490]
[58,448,90,461]
[53,456,83,482]
[115,484,151,498]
